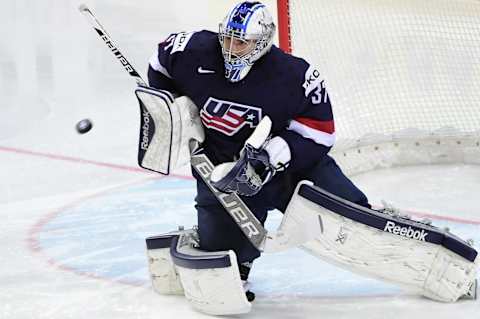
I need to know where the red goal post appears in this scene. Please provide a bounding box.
[275,0,480,176]
[276,0,292,54]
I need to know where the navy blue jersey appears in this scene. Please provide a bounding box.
[148,30,335,172]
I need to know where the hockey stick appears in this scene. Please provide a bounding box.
[78,4,273,251]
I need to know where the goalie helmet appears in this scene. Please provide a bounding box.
[219,1,276,82]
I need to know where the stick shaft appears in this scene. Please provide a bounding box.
[78,4,146,86]
[190,153,268,249]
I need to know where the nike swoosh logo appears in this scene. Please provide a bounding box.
[197,66,215,74]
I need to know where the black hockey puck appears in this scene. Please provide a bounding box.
[76,119,93,134]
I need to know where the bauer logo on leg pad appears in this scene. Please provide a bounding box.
[383,221,428,241]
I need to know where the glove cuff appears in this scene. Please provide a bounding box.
[264,136,291,171]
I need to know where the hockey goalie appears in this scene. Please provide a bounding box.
[136,1,478,316]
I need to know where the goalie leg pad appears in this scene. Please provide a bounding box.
[146,233,184,295]
[271,181,478,302]
[146,229,251,315]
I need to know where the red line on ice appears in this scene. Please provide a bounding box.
[0,145,193,180]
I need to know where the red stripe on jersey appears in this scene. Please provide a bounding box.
[201,110,244,128]
[200,113,234,133]
[226,110,245,125]
[294,117,335,134]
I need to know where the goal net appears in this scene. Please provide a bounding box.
[277,0,480,175]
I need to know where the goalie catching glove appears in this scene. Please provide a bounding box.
[210,116,291,196]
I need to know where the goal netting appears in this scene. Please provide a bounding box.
[277,0,480,175]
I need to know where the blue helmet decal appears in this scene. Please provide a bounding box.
[227,2,264,33]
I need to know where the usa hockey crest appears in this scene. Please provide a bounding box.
[200,97,262,136]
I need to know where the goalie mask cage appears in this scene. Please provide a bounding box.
[276,0,480,175]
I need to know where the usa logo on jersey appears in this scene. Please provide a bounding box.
[200,97,262,136]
